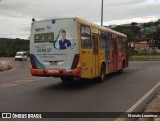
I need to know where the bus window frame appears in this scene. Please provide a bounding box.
[106,32,113,50]
[117,36,122,50]
[117,36,126,50]
[99,31,107,50]
[80,24,92,49]
[121,37,126,50]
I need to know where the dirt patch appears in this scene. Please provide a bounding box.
[0,60,12,72]
[137,86,160,121]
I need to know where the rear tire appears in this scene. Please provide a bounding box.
[118,60,125,74]
[118,69,123,74]
[98,64,106,82]
[60,77,74,82]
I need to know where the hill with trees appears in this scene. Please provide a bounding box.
[111,19,160,48]
[0,38,29,57]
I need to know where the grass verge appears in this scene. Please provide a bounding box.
[129,56,160,61]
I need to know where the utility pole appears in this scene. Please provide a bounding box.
[101,0,103,26]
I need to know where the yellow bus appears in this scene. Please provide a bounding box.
[30,17,128,82]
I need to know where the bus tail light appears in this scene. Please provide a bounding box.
[71,54,80,69]
[30,55,37,69]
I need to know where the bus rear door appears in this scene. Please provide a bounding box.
[80,25,93,78]
[92,33,99,77]
[112,35,118,71]
[80,26,99,79]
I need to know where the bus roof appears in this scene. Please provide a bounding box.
[76,17,127,37]
[32,17,75,23]
[32,16,127,38]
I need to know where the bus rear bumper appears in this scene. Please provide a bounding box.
[30,67,81,77]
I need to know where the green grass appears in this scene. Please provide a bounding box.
[149,118,155,121]
[132,53,160,55]
[129,55,160,61]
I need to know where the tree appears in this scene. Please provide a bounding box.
[130,26,140,35]
[131,22,138,26]
[113,25,140,42]
[0,38,29,57]
[122,29,135,42]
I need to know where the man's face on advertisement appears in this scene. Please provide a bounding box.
[61,32,66,40]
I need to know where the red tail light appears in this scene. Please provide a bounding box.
[30,56,37,69]
[71,54,80,69]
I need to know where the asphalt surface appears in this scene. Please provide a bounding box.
[0,58,160,121]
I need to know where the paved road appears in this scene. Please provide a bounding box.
[0,58,160,121]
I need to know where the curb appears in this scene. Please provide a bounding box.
[115,82,160,121]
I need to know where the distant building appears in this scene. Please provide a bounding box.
[145,26,157,32]
[140,28,145,32]
[134,41,148,49]
[109,25,117,28]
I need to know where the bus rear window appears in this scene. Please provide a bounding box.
[34,33,54,43]
[80,25,92,49]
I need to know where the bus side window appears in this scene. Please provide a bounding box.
[109,35,113,50]
[117,37,122,50]
[106,33,112,50]
[80,25,92,49]
[106,33,109,49]
[121,38,126,49]
[100,32,106,49]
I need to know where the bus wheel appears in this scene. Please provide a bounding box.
[118,69,123,74]
[60,77,74,82]
[99,64,106,82]
[118,61,125,74]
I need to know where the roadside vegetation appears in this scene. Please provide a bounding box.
[129,55,160,61]
[112,20,160,45]
[0,38,29,57]
[129,49,160,61]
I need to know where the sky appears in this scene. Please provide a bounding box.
[0,0,160,39]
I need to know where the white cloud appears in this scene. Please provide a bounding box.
[0,0,160,39]
[0,15,31,39]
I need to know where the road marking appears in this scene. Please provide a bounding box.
[0,67,16,74]
[115,82,160,121]
[0,77,47,89]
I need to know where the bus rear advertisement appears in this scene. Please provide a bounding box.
[30,17,128,82]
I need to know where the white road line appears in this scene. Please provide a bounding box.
[115,82,160,121]
[0,67,16,74]
[0,77,31,86]
[0,77,47,89]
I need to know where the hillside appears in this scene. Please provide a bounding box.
[111,19,160,47]
[0,38,29,57]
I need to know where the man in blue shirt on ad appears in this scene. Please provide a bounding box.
[59,30,71,49]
